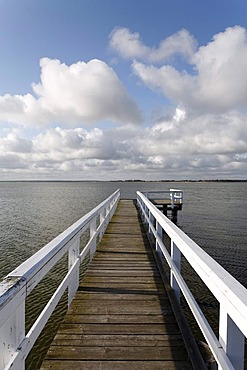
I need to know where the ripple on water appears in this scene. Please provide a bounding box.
[0,181,247,368]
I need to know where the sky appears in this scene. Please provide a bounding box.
[0,0,247,180]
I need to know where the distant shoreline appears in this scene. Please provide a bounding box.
[0,179,247,183]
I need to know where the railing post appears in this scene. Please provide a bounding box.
[99,209,105,241]
[139,199,145,224]
[143,203,148,225]
[170,240,181,302]
[156,221,163,259]
[68,239,80,307]
[104,202,111,227]
[109,200,115,218]
[148,211,154,236]
[106,202,110,215]
[0,301,25,370]
[90,218,97,260]
[171,191,175,209]
[180,191,183,204]
[219,306,245,370]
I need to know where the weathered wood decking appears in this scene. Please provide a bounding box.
[40,200,193,370]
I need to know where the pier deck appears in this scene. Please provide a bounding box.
[40,200,192,370]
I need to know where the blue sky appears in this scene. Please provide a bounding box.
[0,0,247,180]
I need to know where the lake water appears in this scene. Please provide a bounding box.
[0,181,247,368]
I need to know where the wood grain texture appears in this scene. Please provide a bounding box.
[40,200,192,370]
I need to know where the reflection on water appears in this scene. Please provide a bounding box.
[0,181,247,369]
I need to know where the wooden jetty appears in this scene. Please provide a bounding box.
[1,189,247,370]
[40,200,195,370]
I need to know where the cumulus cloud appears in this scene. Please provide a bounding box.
[1,107,247,180]
[0,93,52,126]
[110,27,197,62]
[1,26,247,180]
[0,131,33,153]
[0,58,141,127]
[132,26,247,113]
[33,127,116,161]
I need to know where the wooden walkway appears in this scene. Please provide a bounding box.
[40,200,193,370]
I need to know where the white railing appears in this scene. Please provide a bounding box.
[146,189,183,209]
[0,189,120,370]
[169,188,183,208]
[137,191,247,370]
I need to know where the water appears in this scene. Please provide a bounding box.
[0,181,247,368]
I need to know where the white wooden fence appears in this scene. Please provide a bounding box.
[0,189,120,370]
[137,191,247,370]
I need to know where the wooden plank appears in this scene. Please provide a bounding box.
[88,262,158,268]
[104,222,145,233]
[93,254,154,261]
[51,333,184,346]
[72,292,168,300]
[63,314,176,324]
[80,276,161,283]
[56,323,181,335]
[53,334,183,347]
[40,200,192,370]
[79,286,165,296]
[87,258,157,265]
[66,301,174,315]
[99,234,151,241]
[41,360,192,370]
[79,283,165,290]
[45,345,188,360]
[82,270,161,277]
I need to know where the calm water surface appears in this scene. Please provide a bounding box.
[0,181,247,368]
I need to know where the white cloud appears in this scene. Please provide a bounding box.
[0,58,141,127]
[110,28,197,62]
[0,131,33,153]
[173,106,186,122]
[1,107,247,180]
[1,26,247,180]
[132,26,247,113]
[191,26,247,111]
[0,93,52,126]
[33,126,115,161]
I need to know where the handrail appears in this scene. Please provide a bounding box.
[145,189,183,209]
[136,191,246,370]
[0,189,120,370]
[169,188,183,207]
